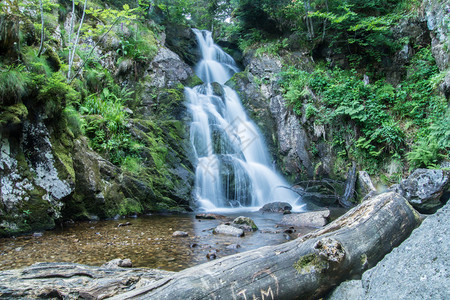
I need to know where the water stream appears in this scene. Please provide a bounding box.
[186,29,302,211]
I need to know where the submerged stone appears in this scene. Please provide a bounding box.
[213,224,244,237]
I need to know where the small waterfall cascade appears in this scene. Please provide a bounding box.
[186,29,302,211]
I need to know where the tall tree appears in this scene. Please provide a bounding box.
[67,0,88,82]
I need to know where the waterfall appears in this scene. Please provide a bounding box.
[186,29,303,211]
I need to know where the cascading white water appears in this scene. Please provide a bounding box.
[186,29,303,211]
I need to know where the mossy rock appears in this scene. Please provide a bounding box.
[232,216,258,231]
[186,74,204,88]
[0,103,28,128]
[118,198,144,216]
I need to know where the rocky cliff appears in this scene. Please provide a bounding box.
[0,4,199,236]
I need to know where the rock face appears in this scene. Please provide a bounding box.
[0,118,75,236]
[327,202,450,300]
[259,202,292,213]
[228,52,335,181]
[280,210,330,227]
[0,262,172,299]
[213,224,245,237]
[424,0,450,97]
[0,19,196,235]
[394,169,449,213]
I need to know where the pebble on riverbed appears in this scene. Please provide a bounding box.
[101,258,132,268]
[172,231,189,237]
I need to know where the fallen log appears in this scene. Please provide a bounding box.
[110,192,422,300]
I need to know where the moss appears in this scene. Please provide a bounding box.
[0,103,28,127]
[225,71,248,89]
[294,253,329,275]
[44,45,62,71]
[118,198,143,216]
[185,74,204,87]
[51,119,76,181]
[360,253,368,269]
[154,87,185,118]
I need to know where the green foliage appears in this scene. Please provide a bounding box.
[407,140,442,169]
[116,27,158,61]
[280,46,447,172]
[81,85,142,166]
[37,72,79,106]
[0,64,30,105]
[122,156,144,174]
[22,47,53,76]
[63,105,85,137]
[118,198,143,215]
[393,48,445,125]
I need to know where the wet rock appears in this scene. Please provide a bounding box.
[213,224,244,237]
[280,210,331,227]
[225,244,241,250]
[357,171,377,201]
[206,251,217,260]
[394,169,449,213]
[32,232,43,237]
[172,231,189,237]
[195,213,227,220]
[259,202,292,213]
[425,0,450,71]
[102,258,133,268]
[165,24,200,66]
[232,216,258,231]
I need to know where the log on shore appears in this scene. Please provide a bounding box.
[111,192,422,300]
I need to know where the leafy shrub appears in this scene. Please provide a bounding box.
[81,85,140,165]
[36,72,79,118]
[279,47,446,171]
[407,140,442,169]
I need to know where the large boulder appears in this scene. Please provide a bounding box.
[394,169,449,213]
[327,201,450,300]
[259,202,292,213]
[280,210,330,228]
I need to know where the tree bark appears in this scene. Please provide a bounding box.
[67,0,87,82]
[110,192,421,300]
[37,0,44,57]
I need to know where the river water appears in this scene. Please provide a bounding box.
[0,30,316,272]
[0,212,320,272]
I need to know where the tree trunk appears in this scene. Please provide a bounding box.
[37,0,44,57]
[67,0,87,82]
[110,192,421,300]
